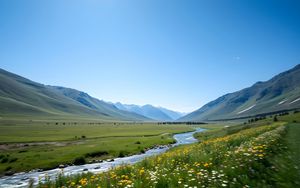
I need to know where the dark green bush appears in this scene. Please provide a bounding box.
[5,166,12,171]
[85,151,108,158]
[73,157,86,165]
[118,151,129,157]
[1,157,8,163]
[9,158,18,163]
[134,141,141,144]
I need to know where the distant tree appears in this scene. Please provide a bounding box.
[273,115,278,122]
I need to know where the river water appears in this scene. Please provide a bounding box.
[0,128,205,188]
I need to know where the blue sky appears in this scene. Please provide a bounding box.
[0,0,299,112]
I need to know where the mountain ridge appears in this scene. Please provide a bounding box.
[0,68,149,121]
[114,102,185,121]
[179,64,300,121]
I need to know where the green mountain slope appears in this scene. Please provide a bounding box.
[50,86,150,121]
[180,64,300,121]
[0,68,149,121]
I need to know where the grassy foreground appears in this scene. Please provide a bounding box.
[39,113,300,187]
[0,121,193,176]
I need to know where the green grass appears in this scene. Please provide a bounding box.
[0,121,193,175]
[0,121,193,143]
[196,124,227,130]
[286,123,300,175]
[194,118,275,141]
[40,113,300,188]
[39,121,286,187]
[266,121,300,187]
[276,110,300,122]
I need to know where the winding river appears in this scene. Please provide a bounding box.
[0,128,205,188]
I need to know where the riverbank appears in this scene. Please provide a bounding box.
[0,128,205,187]
[39,113,300,187]
[0,122,194,176]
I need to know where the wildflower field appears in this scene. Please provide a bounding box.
[39,113,300,188]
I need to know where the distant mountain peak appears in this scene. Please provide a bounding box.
[114,102,185,121]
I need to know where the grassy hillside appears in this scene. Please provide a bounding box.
[0,68,148,121]
[180,64,300,121]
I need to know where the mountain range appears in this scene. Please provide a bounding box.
[114,102,186,121]
[0,68,149,121]
[180,64,300,121]
[1,64,300,122]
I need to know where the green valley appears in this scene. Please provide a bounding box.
[40,112,300,188]
[1,1,300,187]
[0,121,193,176]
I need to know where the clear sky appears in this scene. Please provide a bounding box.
[0,0,299,112]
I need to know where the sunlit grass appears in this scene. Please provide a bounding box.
[39,122,290,187]
[0,122,193,175]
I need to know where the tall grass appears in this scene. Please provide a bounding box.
[39,122,288,187]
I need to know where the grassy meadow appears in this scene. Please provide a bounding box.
[38,112,300,187]
[0,120,194,176]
